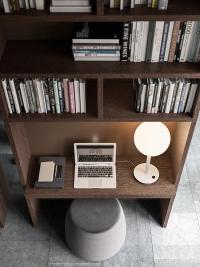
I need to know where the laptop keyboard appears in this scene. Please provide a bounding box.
[78,166,113,178]
[78,155,113,162]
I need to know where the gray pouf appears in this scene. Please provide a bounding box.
[65,199,126,262]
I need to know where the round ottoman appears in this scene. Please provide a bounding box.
[65,199,126,262]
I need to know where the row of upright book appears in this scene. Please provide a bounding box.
[121,20,200,62]
[135,78,198,114]
[1,0,44,13]
[107,0,169,10]
[1,78,86,115]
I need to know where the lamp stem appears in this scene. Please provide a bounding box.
[145,156,151,173]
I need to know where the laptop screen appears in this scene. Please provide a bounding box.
[75,143,116,164]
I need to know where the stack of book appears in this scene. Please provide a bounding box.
[107,0,169,10]
[135,78,198,114]
[72,23,121,61]
[2,0,44,13]
[35,157,65,189]
[121,21,200,62]
[1,78,86,115]
[50,0,92,13]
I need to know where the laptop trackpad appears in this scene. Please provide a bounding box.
[88,179,102,188]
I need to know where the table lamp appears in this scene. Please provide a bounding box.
[134,122,171,184]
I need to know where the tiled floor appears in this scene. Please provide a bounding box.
[0,120,200,267]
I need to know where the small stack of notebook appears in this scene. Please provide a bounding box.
[35,157,65,188]
[50,0,92,13]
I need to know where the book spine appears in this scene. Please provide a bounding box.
[74,79,81,113]
[57,79,64,113]
[174,22,185,62]
[158,0,168,10]
[34,79,43,113]
[152,0,158,8]
[140,22,149,62]
[25,80,34,113]
[79,79,86,113]
[164,21,174,62]
[159,21,170,62]
[151,21,164,62]
[19,82,30,113]
[18,0,25,8]
[151,84,158,113]
[131,0,135,8]
[48,79,56,114]
[173,81,183,113]
[136,79,143,112]
[120,0,124,10]
[147,0,152,7]
[185,83,198,113]
[134,22,145,62]
[140,84,147,113]
[9,79,21,114]
[24,0,30,9]
[168,21,181,62]
[147,82,155,113]
[181,81,190,113]
[2,0,11,12]
[121,22,130,62]
[40,80,48,113]
[188,22,200,62]
[130,22,137,62]
[1,79,13,114]
[68,80,76,114]
[165,81,175,113]
[154,80,163,113]
[180,21,195,62]
[145,21,155,62]
[29,80,37,113]
[42,79,51,112]
[9,0,20,11]
[178,82,187,113]
[53,79,61,114]
[63,78,70,112]
[14,79,25,112]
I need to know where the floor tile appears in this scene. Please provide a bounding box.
[48,263,101,267]
[0,241,49,267]
[155,259,200,267]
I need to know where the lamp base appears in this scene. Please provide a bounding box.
[134,163,159,184]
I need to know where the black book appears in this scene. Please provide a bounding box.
[4,79,16,113]
[48,78,56,114]
[174,22,185,62]
[121,22,130,62]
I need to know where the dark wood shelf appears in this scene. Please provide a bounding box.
[25,155,176,199]
[0,0,200,22]
[1,41,200,78]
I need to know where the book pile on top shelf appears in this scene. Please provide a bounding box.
[121,21,200,62]
[1,78,86,115]
[72,22,121,61]
[107,0,168,10]
[135,78,198,114]
[2,0,44,13]
[50,0,92,13]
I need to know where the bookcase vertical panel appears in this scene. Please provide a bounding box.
[5,122,31,186]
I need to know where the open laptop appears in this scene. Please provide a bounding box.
[74,143,116,189]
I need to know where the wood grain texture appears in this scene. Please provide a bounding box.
[25,154,176,199]
[0,164,8,227]
[25,196,40,227]
[1,41,200,79]
[160,197,175,227]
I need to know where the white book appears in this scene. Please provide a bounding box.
[180,21,195,62]
[154,79,163,113]
[173,80,184,113]
[131,0,135,8]
[2,79,12,114]
[165,80,175,114]
[40,80,48,113]
[120,0,124,10]
[52,0,89,6]
[164,21,174,62]
[134,22,142,62]
[53,79,61,114]
[72,39,119,44]
[2,0,11,13]
[110,0,115,8]
[188,22,200,62]
[50,5,92,12]
[29,0,35,8]
[35,0,45,10]
[38,161,55,182]
[74,52,120,57]
[35,79,45,113]
[74,79,81,113]
[185,82,198,113]
[147,79,155,113]
[135,0,140,4]
[20,82,30,114]
[130,22,137,62]
[74,56,120,61]
[180,80,191,113]
[140,21,149,62]
[151,21,165,62]
[9,79,21,114]
[79,79,86,113]
[140,83,147,113]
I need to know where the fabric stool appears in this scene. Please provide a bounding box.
[65,199,126,262]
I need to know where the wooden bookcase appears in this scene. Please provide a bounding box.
[0,0,200,227]
[0,163,9,227]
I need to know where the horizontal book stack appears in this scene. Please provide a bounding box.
[1,78,86,115]
[135,78,198,114]
[72,22,121,61]
[121,21,200,62]
[107,0,169,10]
[2,0,44,13]
[50,0,92,13]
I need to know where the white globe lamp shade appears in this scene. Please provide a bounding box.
[134,122,171,184]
